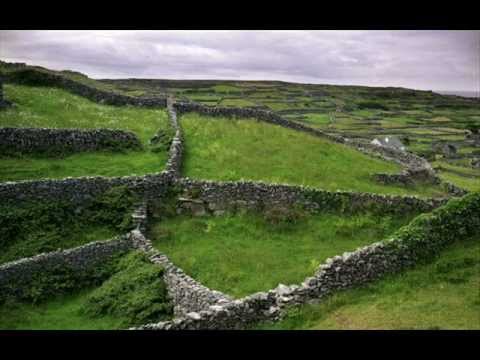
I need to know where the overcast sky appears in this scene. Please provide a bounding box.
[0,30,478,92]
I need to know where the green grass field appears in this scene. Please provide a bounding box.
[0,289,126,330]
[0,84,170,181]
[149,211,414,298]
[180,113,447,198]
[256,234,480,330]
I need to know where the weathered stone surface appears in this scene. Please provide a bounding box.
[163,98,183,178]
[0,171,173,206]
[176,178,447,216]
[129,227,233,317]
[0,234,134,301]
[0,127,142,155]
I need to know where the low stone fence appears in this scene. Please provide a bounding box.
[4,68,167,108]
[0,172,172,206]
[0,234,134,302]
[176,178,447,216]
[163,98,183,178]
[130,229,232,317]
[0,127,142,155]
[134,192,480,330]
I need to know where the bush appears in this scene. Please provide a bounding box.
[0,252,124,304]
[82,251,173,327]
[0,186,139,263]
[388,192,480,261]
[86,185,139,232]
[263,205,307,226]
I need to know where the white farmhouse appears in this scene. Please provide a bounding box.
[371,136,406,151]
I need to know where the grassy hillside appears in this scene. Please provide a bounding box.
[149,211,415,298]
[0,251,173,330]
[0,84,171,181]
[180,113,447,197]
[256,234,480,330]
[104,77,480,192]
[0,60,124,95]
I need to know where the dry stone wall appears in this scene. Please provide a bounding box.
[0,234,134,301]
[176,178,447,216]
[0,172,172,206]
[134,192,480,330]
[130,229,233,317]
[0,127,142,155]
[4,68,167,108]
[163,98,183,178]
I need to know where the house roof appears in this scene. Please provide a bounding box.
[371,136,405,150]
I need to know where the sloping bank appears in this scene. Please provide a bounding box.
[134,191,480,330]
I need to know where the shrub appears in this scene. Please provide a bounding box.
[81,251,173,327]
[388,192,480,262]
[263,205,307,226]
[0,252,125,304]
[0,186,139,263]
[86,185,139,232]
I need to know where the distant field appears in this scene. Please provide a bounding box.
[150,211,414,298]
[0,84,170,181]
[180,113,448,197]
[256,234,480,330]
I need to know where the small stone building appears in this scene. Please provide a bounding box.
[371,136,406,151]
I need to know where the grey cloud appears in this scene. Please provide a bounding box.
[0,30,478,91]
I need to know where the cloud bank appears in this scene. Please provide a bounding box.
[0,30,478,91]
